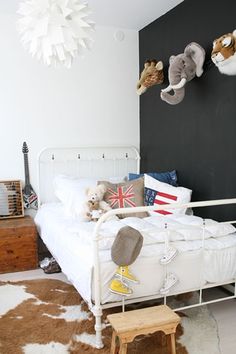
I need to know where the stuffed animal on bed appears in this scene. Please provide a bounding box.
[82,184,112,221]
[86,200,103,221]
[136,59,164,95]
[211,30,236,75]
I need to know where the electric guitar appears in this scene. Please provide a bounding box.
[22,142,38,209]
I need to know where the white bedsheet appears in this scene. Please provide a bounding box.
[35,203,236,306]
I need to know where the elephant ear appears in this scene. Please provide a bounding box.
[184,42,206,77]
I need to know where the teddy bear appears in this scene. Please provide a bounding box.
[86,200,103,221]
[82,184,112,221]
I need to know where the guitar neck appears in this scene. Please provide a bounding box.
[24,153,30,186]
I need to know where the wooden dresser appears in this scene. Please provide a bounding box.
[0,216,38,273]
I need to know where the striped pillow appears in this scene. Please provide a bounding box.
[144,174,192,215]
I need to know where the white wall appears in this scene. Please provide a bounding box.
[0,14,139,193]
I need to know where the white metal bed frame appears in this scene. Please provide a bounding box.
[38,146,236,349]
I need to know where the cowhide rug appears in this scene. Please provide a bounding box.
[0,279,220,354]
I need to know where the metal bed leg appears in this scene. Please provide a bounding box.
[92,305,104,349]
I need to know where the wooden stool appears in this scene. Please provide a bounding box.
[107,304,180,354]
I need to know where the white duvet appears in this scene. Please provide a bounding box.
[55,206,236,249]
[35,203,236,305]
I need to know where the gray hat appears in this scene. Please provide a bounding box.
[111,226,143,266]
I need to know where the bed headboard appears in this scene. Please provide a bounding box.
[38,146,140,205]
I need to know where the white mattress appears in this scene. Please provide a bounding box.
[35,203,236,306]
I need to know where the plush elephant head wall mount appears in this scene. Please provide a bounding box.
[137,59,164,95]
[160,42,205,105]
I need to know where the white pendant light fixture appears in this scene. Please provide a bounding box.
[17,0,94,68]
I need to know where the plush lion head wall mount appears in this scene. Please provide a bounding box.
[211,30,236,75]
[137,59,164,95]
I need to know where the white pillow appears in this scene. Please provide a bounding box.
[144,174,192,215]
[54,175,97,218]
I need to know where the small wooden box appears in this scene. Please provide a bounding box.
[0,216,38,273]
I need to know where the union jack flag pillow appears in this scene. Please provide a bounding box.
[98,177,148,218]
[107,184,135,209]
[144,174,192,215]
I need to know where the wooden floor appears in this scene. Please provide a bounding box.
[0,269,236,353]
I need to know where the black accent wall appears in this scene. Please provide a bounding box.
[139,0,236,220]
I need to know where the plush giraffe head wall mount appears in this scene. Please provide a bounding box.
[137,59,164,95]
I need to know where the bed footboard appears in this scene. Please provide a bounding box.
[91,198,236,349]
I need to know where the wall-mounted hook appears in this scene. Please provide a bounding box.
[52,154,55,160]
[78,154,80,159]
